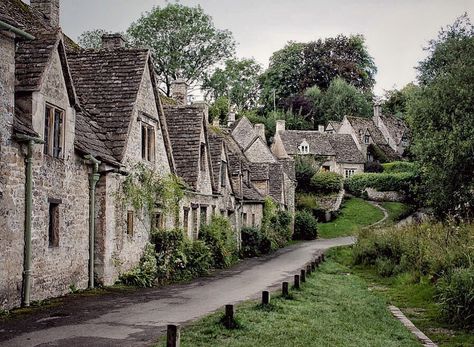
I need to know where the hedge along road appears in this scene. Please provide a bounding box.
[0,236,354,347]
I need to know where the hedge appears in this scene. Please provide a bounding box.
[344,172,415,195]
[382,161,417,173]
[310,172,343,194]
[293,210,318,240]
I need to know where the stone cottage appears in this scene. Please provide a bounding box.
[372,105,410,155]
[271,120,365,178]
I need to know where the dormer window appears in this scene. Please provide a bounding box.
[43,104,64,158]
[364,134,370,144]
[200,143,206,171]
[298,140,310,154]
[141,123,155,161]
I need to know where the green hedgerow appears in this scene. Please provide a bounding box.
[293,210,318,240]
[310,172,343,194]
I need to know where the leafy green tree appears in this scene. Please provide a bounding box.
[408,14,474,218]
[208,96,230,123]
[382,83,420,118]
[127,4,235,96]
[77,29,110,49]
[203,58,262,111]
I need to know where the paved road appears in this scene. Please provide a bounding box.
[0,237,354,347]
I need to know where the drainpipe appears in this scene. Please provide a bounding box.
[14,134,44,307]
[0,20,35,40]
[84,154,101,289]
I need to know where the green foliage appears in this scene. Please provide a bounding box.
[240,227,272,258]
[381,161,417,173]
[382,83,420,118]
[127,3,235,96]
[209,96,230,123]
[364,161,383,173]
[119,243,158,287]
[437,266,474,327]
[344,172,415,196]
[407,14,474,218]
[367,144,389,163]
[77,28,111,49]
[199,216,239,268]
[203,58,262,112]
[296,193,319,212]
[294,155,318,192]
[261,198,292,249]
[293,210,318,240]
[310,172,343,194]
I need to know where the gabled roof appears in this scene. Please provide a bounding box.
[327,134,365,164]
[268,162,284,204]
[379,114,410,145]
[67,48,150,160]
[0,0,51,33]
[164,105,213,191]
[346,116,386,145]
[279,130,335,156]
[249,163,269,181]
[242,181,264,202]
[230,116,257,149]
[326,121,342,132]
[208,131,226,194]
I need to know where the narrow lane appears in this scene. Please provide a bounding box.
[0,236,354,347]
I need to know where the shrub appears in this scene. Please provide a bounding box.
[119,243,157,287]
[364,161,383,173]
[437,266,474,327]
[296,193,319,212]
[344,172,415,195]
[199,216,239,268]
[181,240,213,279]
[267,210,293,248]
[382,161,417,173]
[295,155,318,193]
[293,210,318,240]
[240,227,272,258]
[310,172,343,194]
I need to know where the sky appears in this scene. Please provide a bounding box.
[29,0,474,96]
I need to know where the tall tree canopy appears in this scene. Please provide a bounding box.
[202,58,262,112]
[78,29,111,49]
[408,14,474,218]
[260,35,376,111]
[127,4,235,96]
[382,83,420,118]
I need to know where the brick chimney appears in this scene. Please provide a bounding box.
[276,120,286,133]
[255,123,266,142]
[30,0,60,28]
[101,33,126,49]
[170,79,188,105]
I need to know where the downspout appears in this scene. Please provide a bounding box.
[84,154,101,289]
[0,20,35,40]
[15,134,44,307]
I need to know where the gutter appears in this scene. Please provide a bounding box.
[84,154,101,289]
[0,20,35,40]
[14,134,44,307]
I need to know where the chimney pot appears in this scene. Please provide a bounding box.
[255,123,266,142]
[170,79,188,105]
[101,33,126,49]
[318,125,325,133]
[276,120,286,133]
[30,0,60,28]
[227,111,236,127]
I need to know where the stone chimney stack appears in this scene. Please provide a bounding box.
[101,34,126,49]
[318,125,325,133]
[30,0,60,28]
[212,118,220,127]
[170,79,188,105]
[373,104,382,126]
[227,111,236,127]
[255,123,266,142]
[276,120,286,133]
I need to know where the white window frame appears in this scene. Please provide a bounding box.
[43,104,65,159]
[345,168,356,178]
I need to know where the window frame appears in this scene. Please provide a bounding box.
[344,168,356,179]
[126,210,134,236]
[141,123,156,162]
[48,199,61,247]
[43,104,65,159]
[200,142,206,172]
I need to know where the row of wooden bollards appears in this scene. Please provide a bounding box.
[165,253,326,346]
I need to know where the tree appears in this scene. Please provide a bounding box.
[382,83,420,118]
[208,96,230,123]
[78,29,110,49]
[407,14,474,218]
[127,4,235,96]
[203,58,262,111]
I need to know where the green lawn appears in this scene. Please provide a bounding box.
[380,202,413,225]
[329,247,474,347]
[318,197,384,238]
[155,258,420,347]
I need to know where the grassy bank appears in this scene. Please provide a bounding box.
[155,257,420,346]
[318,197,384,238]
[380,202,413,225]
[330,246,474,346]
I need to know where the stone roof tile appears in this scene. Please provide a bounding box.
[279,130,335,156]
[327,134,365,164]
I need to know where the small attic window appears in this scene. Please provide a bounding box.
[364,134,370,144]
[43,104,65,159]
[141,124,155,162]
[298,141,309,154]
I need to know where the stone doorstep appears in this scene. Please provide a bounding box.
[388,305,438,347]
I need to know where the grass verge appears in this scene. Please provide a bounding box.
[329,246,474,347]
[318,197,384,238]
[380,202,413,225]
[155,256,420,346]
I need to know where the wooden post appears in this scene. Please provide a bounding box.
[167,324,180,347]
[301,269,306,283]
[282,281,289,297]
[311,261,316,271]
[262,291,270,305]
[307,264,312,275]
[321,254,325,262]
[294,274,300,289]
[224,304,234,329]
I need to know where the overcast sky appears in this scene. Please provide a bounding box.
[32,0,473,96]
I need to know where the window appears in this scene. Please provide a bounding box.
[364,134,370,144]
[44,105,64,158]
[192,207,198,240]
[344,169,356,178]
[200,206,208,226]
[401,134,408,146]
[152,211,163,230]
[321,165,330,172]
[126,210,134,235]
[141,124,155,161]
[220,161,227,187]
[242,212,248,227]
[243,170,250,185]
[252,214,256,227]
[367,153,374,162]
[298,143,309,154]
[212,205,216,215]
[200,143,206,171]
[48,200,60,247]
[183,208,189,235]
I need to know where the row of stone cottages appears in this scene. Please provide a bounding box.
[0,0,295,310]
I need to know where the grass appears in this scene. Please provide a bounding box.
[329,247,474,347]
[155,257,420,347]
[318,197,384,238]
[380,202,413,225]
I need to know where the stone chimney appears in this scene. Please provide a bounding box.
[101,34,126,49]
[30,0,60,27]
[170,79,188,105]
[373,104,382,126]
[276,120,286,133]
[255,123,266,142]
[227,111,236,127]
[212,118,220,127]
[318,125,325,133]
